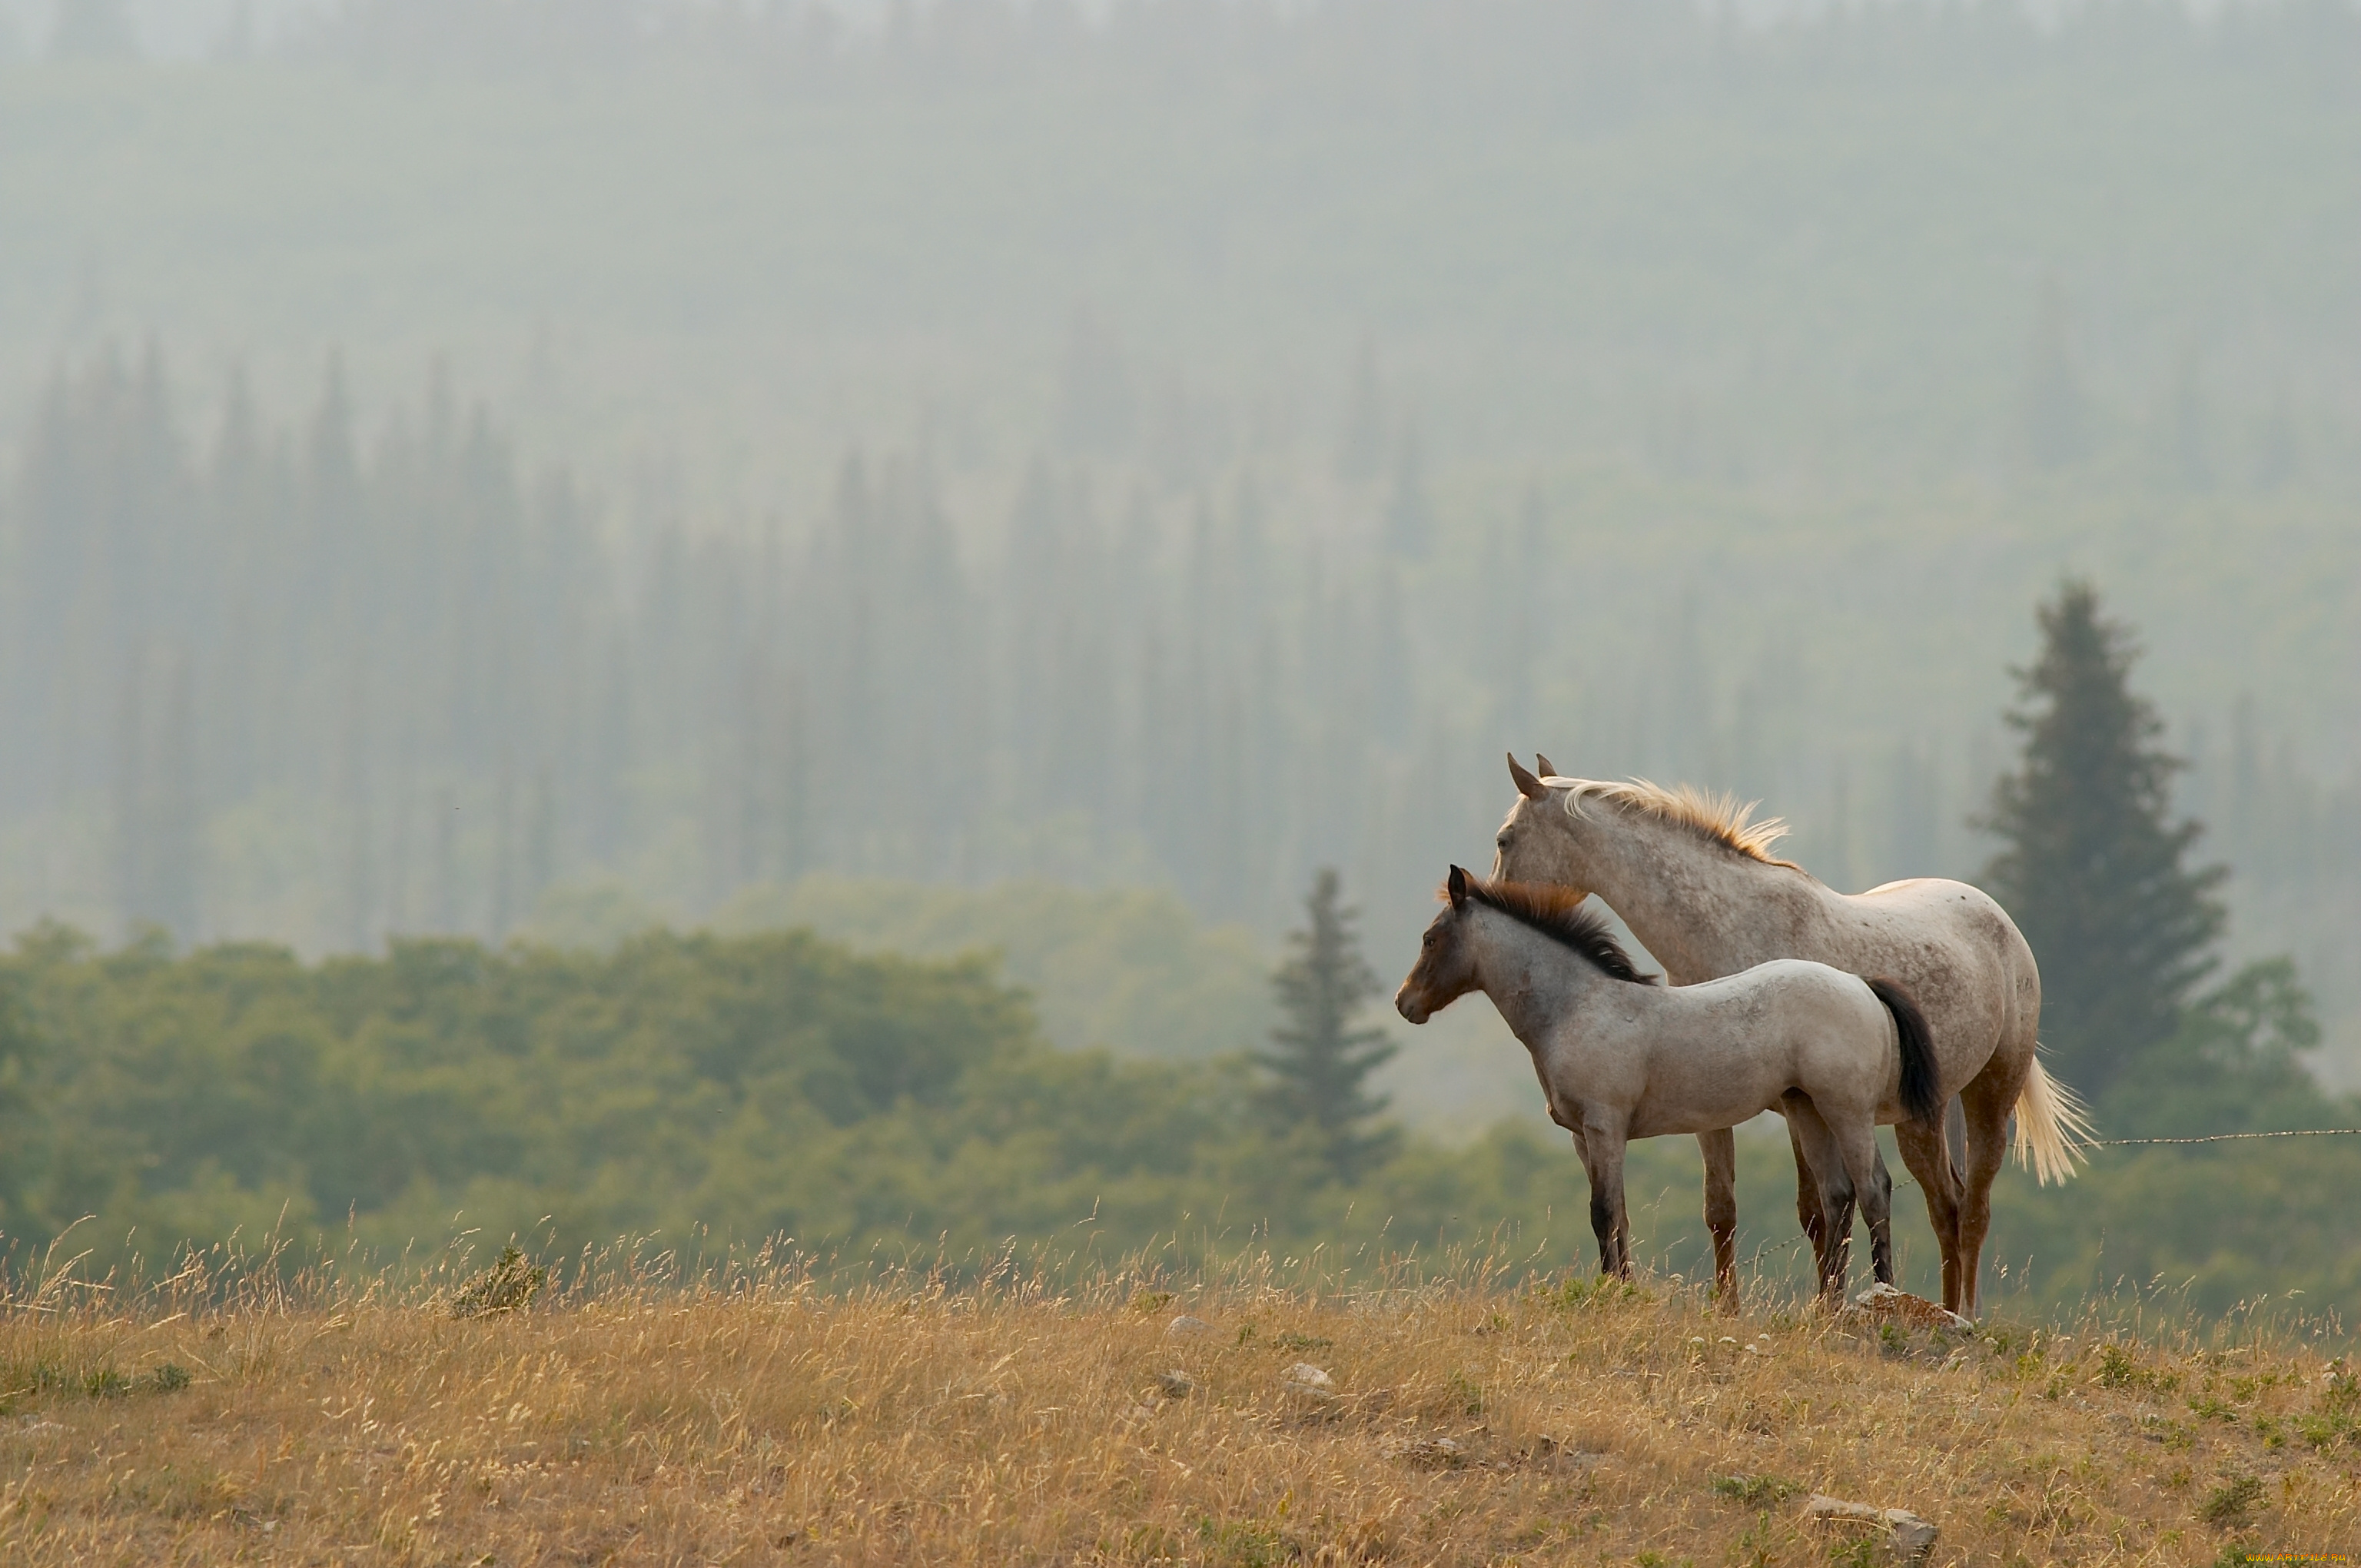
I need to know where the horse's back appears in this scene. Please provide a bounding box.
[1831,875,2041,1079]
[1838,878,2034,986]
[1848,875,2007,924]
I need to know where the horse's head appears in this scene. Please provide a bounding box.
[1395,865,1483,1024]
[1491,752,1594,902]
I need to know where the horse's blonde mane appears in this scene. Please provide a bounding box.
[1549,776,1798,868]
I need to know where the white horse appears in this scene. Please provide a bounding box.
[1396,867,1944,1305]
[1493,756,2090,1319]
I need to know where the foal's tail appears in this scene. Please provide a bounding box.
[2013,1056,2095,1186]
[1866,976,1943,1127]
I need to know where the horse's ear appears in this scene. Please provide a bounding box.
[1534,752,1559,779]
[1446,865,1469,909]
[1507,753,1548,800]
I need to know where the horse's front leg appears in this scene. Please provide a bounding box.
[1576,1125,1632,1278]
[1698,1128,1738,1309]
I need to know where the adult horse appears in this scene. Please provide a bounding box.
[1493,756,2087,1319]
[1396,866,1944,1307]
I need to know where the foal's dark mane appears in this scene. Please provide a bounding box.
[1456,878,1661,985]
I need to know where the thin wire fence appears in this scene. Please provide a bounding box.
[2084,1127,2361,1147]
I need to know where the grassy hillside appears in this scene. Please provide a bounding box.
[0,1248,2353,1564]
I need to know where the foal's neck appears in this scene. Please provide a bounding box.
[1468,909,1620,1052]
[1569,806,1831,985]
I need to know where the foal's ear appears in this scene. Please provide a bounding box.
[1506,753,1548,800]
[1534,752,1559,779]
[1446,865,1470,909]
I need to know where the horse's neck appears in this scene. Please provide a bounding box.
[1573,812,1835,985]
[1468,911,1611,1055]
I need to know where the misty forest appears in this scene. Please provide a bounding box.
[2,0,2359,1322]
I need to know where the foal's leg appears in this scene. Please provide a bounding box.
[1784,1091,1856,1254]
[1782,1113,1829,1275]
[1783,1097,1857,1309]
[1576,1131,1632,1278]
[1785,1114,1892,1287]
[1564,1125,1597,1282]
[1698,1128,1739,1308]
[1835,1118,1898,1288]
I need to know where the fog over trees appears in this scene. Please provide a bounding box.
[2,0,2357,1081]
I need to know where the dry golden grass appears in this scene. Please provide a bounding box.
[2,1244,2356,1566]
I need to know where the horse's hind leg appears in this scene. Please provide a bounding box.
[1946,1095,1968,1189]
[1699,1128,1738,1309]
[1892,1117,1964,1307]
[1955,1063,2025,1321]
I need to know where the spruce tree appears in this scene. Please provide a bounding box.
[1256,869,1399,1181]
[1980,581,2226,1098]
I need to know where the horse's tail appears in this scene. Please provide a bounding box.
[1866,976,1943,1127]
[2012,1055,2095,1186]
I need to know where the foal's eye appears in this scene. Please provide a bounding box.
[1495,833,1510,849]
[1422,931,1436,947]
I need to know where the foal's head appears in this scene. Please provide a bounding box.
[1395,865,1485,1025]
[1397,863,1662,1025]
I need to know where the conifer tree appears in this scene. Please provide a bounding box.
[1255,869,1399,1180]
[1980,581,2225,1098]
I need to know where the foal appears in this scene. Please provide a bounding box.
[1396,867,1942,1305]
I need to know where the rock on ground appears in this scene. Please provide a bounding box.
[1805,1493,1940,1562]
[1847,1283,1974,1334]
[1281,1362,1335,1396]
